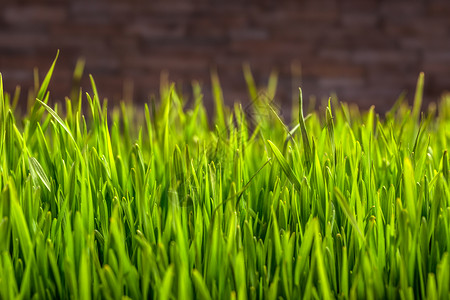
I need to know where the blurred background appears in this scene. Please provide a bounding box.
[1,0,449,113]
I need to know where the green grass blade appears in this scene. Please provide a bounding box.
[192,270,212,300]
[412,72,424,122]
[334,187,365,244]
[298,88,312,166]
[28,157,51,191]
[37,50,59,101]
[268,140,301,192]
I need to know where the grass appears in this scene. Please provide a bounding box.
[0,53,449,299]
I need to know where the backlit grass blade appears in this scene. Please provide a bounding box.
[403,157,417,227]
[192,270,212,300]
[298,88,312,166]
[0,73,4,121]
[36,98,76,146]
[28,157,51,191]
[89,75,103,119]
[79,249,91,300]
[267,70,278,100]
[268,140,301,192]
[160,265,174,300]
[243,63,258,101]
[443,150,449,182]
[37,50,59,101]
[313,219,333,299]
[326,98,335,161]
[436,253,449,299]
[211,70,226,131]
[70,58,85,103]
[334,187,365,243]
[412,72,424,123]
[1,252,19,298]
[8,179,33,263]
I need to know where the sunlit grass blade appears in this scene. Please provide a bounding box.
[37,50,59,101]
[298,88,312,166]
[412,72,424,123]
[268,140,301,192]
[334,187,365,243]
[28,157,51,191]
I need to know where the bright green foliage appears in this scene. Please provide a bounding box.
[1,57,450,300]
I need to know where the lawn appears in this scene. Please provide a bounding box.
[0,53,449,299]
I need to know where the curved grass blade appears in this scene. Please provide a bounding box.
[298,88,312,166]
[334,187,365,244]
[412,72,424,122]
[28,157,51,191]
[36,99,76,146]
[192,270,212,300]
[268,140,301,192]
[37,50,59,101]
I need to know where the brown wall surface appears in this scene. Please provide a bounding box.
[1,0,450,113]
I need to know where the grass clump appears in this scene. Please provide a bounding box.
[0,55,450,299]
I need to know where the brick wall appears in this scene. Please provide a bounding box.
[1,0,450,113]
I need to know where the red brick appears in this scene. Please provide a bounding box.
[0,31,48,49]
[0,0,449,112]
[3,6,66,24]
[352,50,418,65]
[302,61,364,78]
